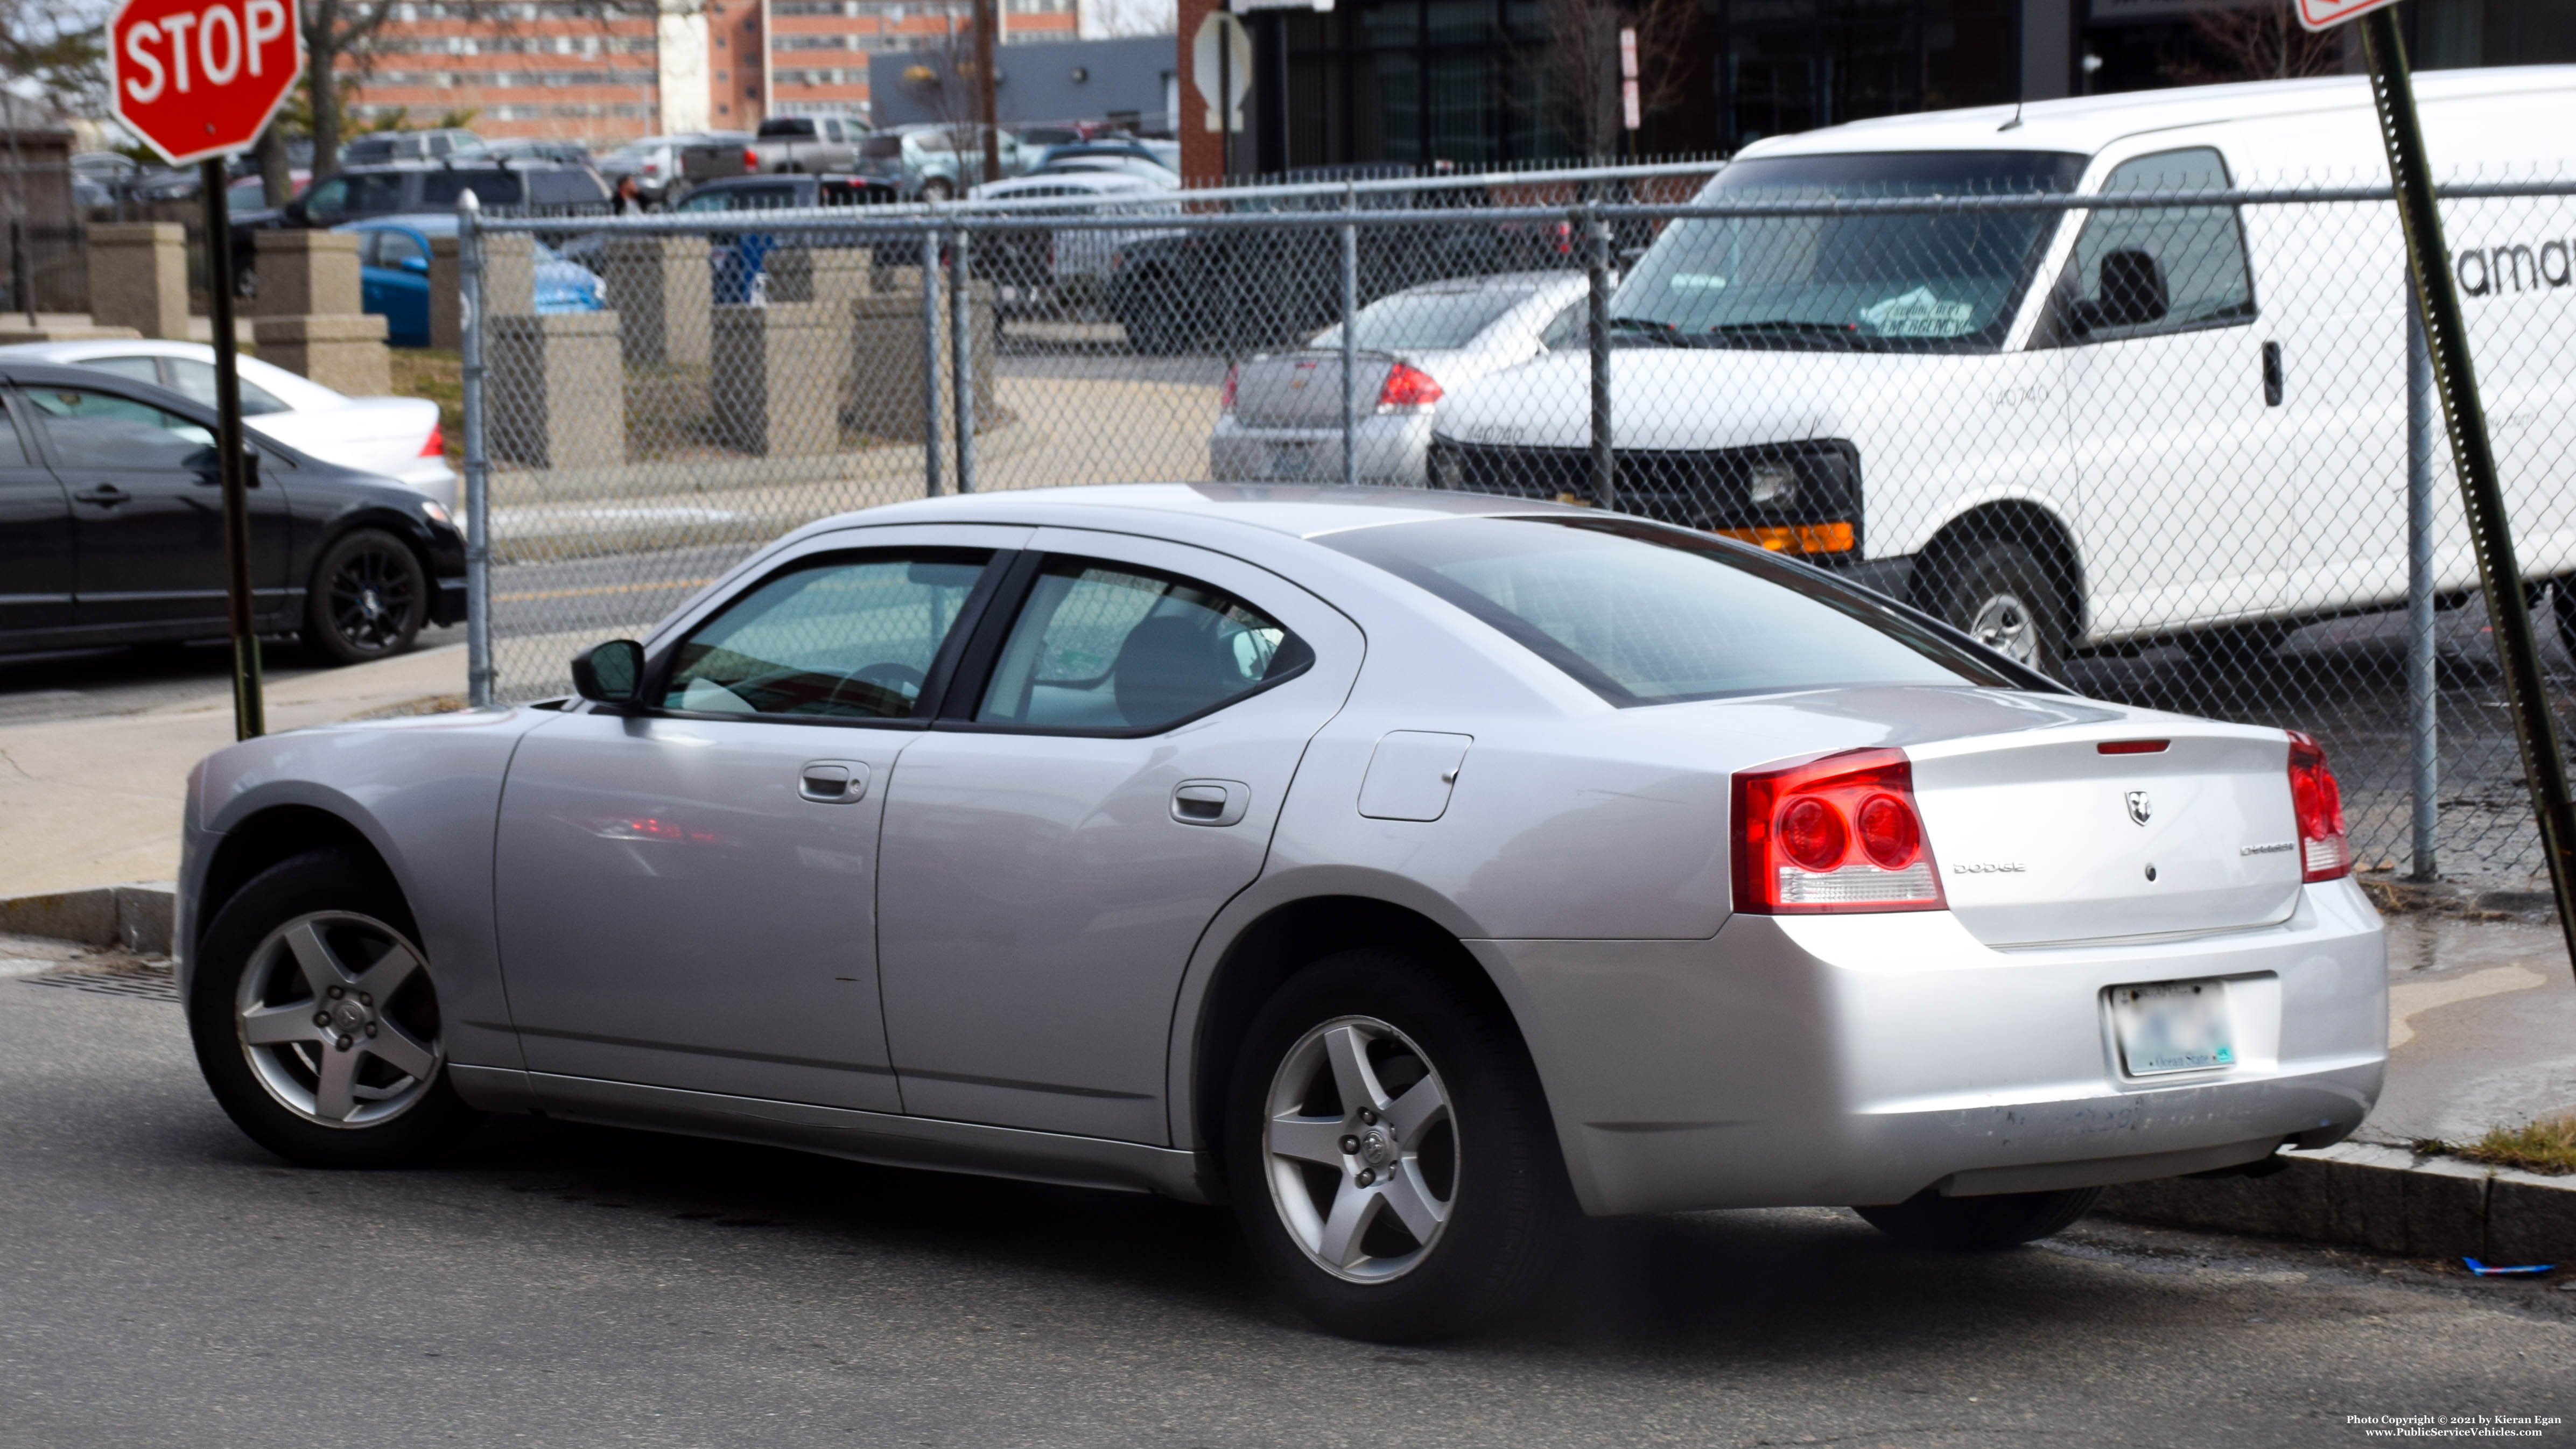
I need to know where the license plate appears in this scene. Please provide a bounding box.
[2110,979,2236,1075]
[1269,443,1312,478]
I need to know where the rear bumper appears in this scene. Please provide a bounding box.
[1478,877,2387,1216]
[1211,414,1431,486]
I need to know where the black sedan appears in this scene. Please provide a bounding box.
[0,361,466,666]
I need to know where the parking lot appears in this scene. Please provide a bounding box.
[4,973,2570,1449]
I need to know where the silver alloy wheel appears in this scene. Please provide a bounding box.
[234,910,443,1129]
[1262,1015,1457,1283]
[1969,590,2038,665]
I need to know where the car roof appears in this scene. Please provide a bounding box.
[796,482,1587,545]
[340,212,454,234]
[1738,65,2576,162]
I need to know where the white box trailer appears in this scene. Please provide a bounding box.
[1434,68,2576,675]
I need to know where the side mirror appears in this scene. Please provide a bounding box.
[283,198,308,224]
[397,255,429,275]
[2073,247,2168,333]
[571,639,645,706]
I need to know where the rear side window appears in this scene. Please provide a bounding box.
[1321,516,2020,705]
[975,557,1311,732]
[24,386,216,469]
[1312,287,1529,351]
[164,358,289,416]
[661,551,989,719]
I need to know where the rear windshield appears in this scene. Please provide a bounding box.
[1311,287,1534,352]
[860,136,903,159]
[1320,515,2022,705]
[759,118,817,138]
[421,170,523,206]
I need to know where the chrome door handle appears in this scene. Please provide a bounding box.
[1171,779,1249,827]
[798,760,869,803]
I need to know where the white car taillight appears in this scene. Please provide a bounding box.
[419,421,444,458]
[1219,363,1237,412]
[2286,729,2350,882]
[1732,748,1945,914]
[1375,361,1442,413]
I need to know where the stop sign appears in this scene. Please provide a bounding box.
[110,0,301,166]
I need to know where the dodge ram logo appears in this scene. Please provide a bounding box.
[2125,790,2152,826]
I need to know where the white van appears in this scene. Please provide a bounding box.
[1432,68,2576,674]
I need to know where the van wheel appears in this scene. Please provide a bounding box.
[186,849,476,1168]
[1924,538,2067,677]
[1854,1186,2103,1250]
[1226,950,1574,1342]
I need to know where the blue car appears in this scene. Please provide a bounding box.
[337,214,606,348]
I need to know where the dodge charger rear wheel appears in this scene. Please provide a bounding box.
[1853,1185,2103,1251]
[1226,951,1573,1342]
[187,850,475,1167]
[305,529,426,666]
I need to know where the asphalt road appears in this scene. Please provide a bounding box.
[6,967,2571,1449]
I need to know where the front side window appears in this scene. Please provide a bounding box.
[1322,516,2025,705]
[24,387,216,469]
[2051,147,2255,345]
[661,551,989,719]
[976,558,1311,732]
[1615,150,2088,353]
[422,171,522,207]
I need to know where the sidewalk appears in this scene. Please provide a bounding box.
[0,645,466,898]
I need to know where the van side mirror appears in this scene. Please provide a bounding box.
[2075,248,2168,333]
[571,639,645,706]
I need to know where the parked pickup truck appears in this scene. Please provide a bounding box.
[752,116,865,175]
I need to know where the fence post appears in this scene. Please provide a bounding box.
[951,225,975,495]
[1340,181,1358,488]
[459,190,494,709]
[921,224,944,497]
[2406,296,2439,881]
[10,217,31,325]
[1583,203,1615,511]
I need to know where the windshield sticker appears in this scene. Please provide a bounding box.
[1858,287,1975,337]
[1668,273,1730,292]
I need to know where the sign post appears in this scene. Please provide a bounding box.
[109,0,302,742]
[2310,0,2576,969]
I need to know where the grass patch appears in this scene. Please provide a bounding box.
[388,348,464,463]
[2455,1114,2576,1176]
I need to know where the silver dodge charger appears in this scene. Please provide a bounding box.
[177,485,2386,1341]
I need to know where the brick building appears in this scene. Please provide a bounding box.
[346,0,1082,146]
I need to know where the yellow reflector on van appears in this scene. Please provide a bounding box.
[1714,522,1855,555]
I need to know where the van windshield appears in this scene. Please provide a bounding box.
[1616,150,2086,353]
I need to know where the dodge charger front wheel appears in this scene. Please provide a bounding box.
[1226,950,1573,1342]
[187,850,475,1167]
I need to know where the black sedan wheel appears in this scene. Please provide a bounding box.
[305,529,426,666]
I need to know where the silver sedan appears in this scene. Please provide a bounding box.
[177,486,2385,1341]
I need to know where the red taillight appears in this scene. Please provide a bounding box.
[1377,362,1442,412]
[743,147,759,169]
[419,422,444,457]
[2286,729,2349,882]
[1552,220,1571,255]
[1219,363,1237,412]
[1732,748,1946,914]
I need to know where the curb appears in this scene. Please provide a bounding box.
[2357,874,2560,921]
[2100,1140,2576,1265]
[0,883,175,956]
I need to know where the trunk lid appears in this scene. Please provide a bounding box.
[1233,351,1396,429]
[1905,725,2301,947]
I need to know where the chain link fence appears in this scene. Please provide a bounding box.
[462,160,2576,888]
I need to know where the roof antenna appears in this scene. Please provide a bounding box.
[2000,0,2026,130]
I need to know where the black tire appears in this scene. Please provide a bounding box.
[303,528,426,667]
[186,849,476,1169]
[1225,949,1575,1342]
[1921,536,2070,678]
[919,176,954,202]
[2553,580,2576,666]
[1121,285,1190,356]
[1852,1185,2103,1251]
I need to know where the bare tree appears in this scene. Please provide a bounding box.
[2175,0,2344,84]
[1522,0,1693,163]
[1078,0,1173,41]
[0,0,103,117]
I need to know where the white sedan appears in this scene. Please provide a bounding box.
[1211,272,1591,487]
[0,339,456,510]
[177,486,2385,1342]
